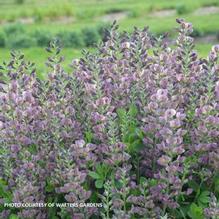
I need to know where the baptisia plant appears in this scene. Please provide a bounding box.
[0,19,218,219]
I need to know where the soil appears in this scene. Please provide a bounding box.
[150,9,176,17]
[99,12,129,22]
[195,34,218,44]
[194,6,219,15]
[45,16,75,24]
[18,17,34,24]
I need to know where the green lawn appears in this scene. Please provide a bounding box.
[0,47,83,77]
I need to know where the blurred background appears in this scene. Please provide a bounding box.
[0,0,219,73]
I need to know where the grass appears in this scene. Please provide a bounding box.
[0,0,219,35]
[196,43,212,57]
[0,0,218,20]
[118,13,219,34]
[0,47,83,77]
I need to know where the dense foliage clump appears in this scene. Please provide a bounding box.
[0,22,109,49]
[0,19,219,219]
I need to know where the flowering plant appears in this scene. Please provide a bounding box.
[0,19,218,219]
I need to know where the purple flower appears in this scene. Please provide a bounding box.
[164,109,176,120]
[157,155,171,166]
[156,89,168,101]
[19,136,32,145]
[65,192,77,203]
[10,144,21,153]
[75,139,86,148]
[215,81,219,99]
[186,188,193,195]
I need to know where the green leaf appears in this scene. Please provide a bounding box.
[149,179,158,187]
[188,203,204,219]
[95,180,103,189]
[213,175,219,193]
[179,205,190,218]
[96,164,103,173]
[123,134,130,143]
[89,171,100,180]
[0,178,7,186]
[198,191,210,205]
[46,182,55,193]
[28,144,37,154]
[0,179,12,201]
[160,214,168,219]
[135,128,144,139]
[117,108,126,119]
[9,214,19,219]
[128,139,143,153]
[85,131,93,142]
[90,191,99,203]
[48,207,58,219]
[128,104,138,117]
[140,177,147,185]
[188,180,199,192]
[128,133,137,143]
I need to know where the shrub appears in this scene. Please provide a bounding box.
[190,28,204,37]
[0,20,219,219]
[217,31,219,41]
[7,34,37,48]
[3,22,25,36]
[0,32,6,47]
[82,27,100,47]
[176,3,189,15]
[56,31,69,47]
[67,31,84,48]
[203,1,219,7]
[15,0,24,4]
[56,31,84,48]
[33,30,52,47]
[3,23,35,49]
[105,8,125,14]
